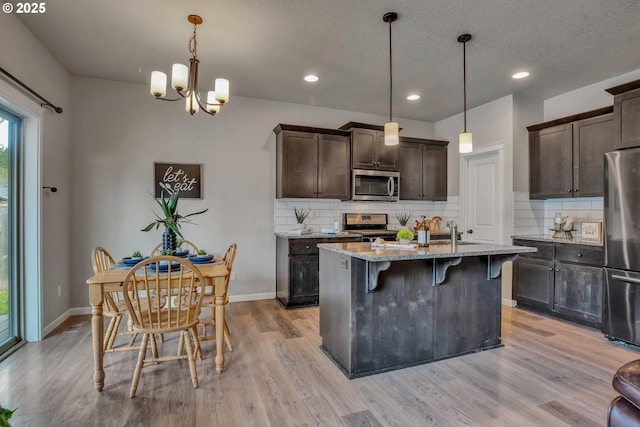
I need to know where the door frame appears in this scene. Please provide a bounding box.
[0,79,44,345]
[460,143,506,244]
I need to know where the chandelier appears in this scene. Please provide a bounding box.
[150,15,229,116]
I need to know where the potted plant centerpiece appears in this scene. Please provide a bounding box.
[141,190,208,255]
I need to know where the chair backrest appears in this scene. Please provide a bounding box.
[91,246,115,274]
[151,239,200,256]
[222,243,237,294]
[122,256,205,332]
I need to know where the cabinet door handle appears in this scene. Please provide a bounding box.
[567,189,572,193]
[305,245,310,249]
[549,267,553,271]
[576,253,583,257]
[574,189,579,192]
[555,268,560,272]
[612,274,640,284]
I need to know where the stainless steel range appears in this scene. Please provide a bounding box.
[342,213,399,241]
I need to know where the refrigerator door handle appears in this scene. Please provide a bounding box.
[612,274,640,284]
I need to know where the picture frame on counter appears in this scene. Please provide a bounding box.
[580,221,602,242]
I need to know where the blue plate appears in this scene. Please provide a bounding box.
[189,254,214,263]
[148,262,180,272]
[122,256,148,266]
[175,250,190,258]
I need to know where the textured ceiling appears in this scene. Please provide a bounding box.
[11,0,640,122]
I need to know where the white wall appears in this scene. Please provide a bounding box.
[69,77,435,306]
[0,14,72,330]
[543,69,640,121]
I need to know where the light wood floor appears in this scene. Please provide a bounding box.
[1,300,638,426]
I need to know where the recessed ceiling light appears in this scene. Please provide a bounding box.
[407,94,421,101]
[304,74,319,83]
[512,71,530,79]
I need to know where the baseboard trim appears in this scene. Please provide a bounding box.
[502,298,517,307]
[43,307,90,337]
[228,292,276,303]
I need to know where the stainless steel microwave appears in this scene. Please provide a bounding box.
[352,169,399,202]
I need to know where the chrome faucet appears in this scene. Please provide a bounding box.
[447,220,458,252]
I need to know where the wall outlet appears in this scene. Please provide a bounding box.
[230,271,236,280]
[58,285,62,297]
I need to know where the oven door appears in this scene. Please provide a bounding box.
[352,169,399,201]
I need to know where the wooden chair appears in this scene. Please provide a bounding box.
[91,247,139,352]
[122,256,205,397]
[197,243,237,355]
[151,239,199,255]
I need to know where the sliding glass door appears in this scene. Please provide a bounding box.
[0,107,20,355]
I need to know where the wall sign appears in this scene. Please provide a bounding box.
[154,162,202,199]
[580,221,602,242]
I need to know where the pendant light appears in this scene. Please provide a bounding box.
[383,12,399,146]
[458,34,472,153]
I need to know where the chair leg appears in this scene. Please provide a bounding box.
[149,333,159,361]
[191,326,203,360]
[183,329,199,389]
[130,333,149,398]
[177,331,185,356]
[223,320,233,352]
[128,332,139,347]
[103,317,117,352]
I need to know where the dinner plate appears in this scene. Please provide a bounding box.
[148,262,180,272]
[175,250,190,258]
[189,254,214,263]
[122,256,148,266]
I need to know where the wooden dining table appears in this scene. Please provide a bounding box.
[86,261,229,392]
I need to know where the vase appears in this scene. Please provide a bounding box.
[162,227,177,254]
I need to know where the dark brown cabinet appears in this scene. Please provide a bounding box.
[276,236,361,308]
[512,239,603,328]
[399,137,448,201]
[606,80,640,150]
[339,122,399,171]
[275,124,351,200]
[528,108,613,199]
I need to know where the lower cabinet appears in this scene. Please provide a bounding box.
[512,239,603,328]
[276,236,360,308]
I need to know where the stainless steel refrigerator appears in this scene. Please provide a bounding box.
[603,147,640,345]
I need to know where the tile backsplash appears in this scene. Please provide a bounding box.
[513,191,603,237]
[275,193,603,238]
[274,197,461,233]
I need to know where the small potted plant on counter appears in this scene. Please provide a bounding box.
[294,207,310,230]
[131,250,143,261]
[396,228,414,244]
[396,211,412,227]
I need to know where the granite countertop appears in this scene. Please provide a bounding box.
[512,234,603,247]
[317,242,536,262]
[275,231,362,239]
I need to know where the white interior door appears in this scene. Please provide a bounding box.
[464,150,503,243]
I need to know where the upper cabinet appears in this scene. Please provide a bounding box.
[399,137,448,201]
[339,122,398,171]
[606,79,640,150]
[275,124,351,200]
[528,107,613,199]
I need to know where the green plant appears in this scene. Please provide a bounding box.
[159,249,173,256]
[141,190,208,239]
[0,404,14,426]
[396,228,414,241]
[294,207,310,224]
[396,211,412,227]
[0,290,7,316]
[132,250,142,258]
[197,249,207,256]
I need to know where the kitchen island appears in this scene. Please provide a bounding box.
[318,241,536,378]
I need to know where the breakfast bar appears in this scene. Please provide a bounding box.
[318,241,536,378]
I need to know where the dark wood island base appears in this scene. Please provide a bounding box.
[318,242,534,378]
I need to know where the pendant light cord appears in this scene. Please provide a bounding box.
[463,39,467,132]
[388,18,393,122]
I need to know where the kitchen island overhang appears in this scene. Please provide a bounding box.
[318,242,536,379]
